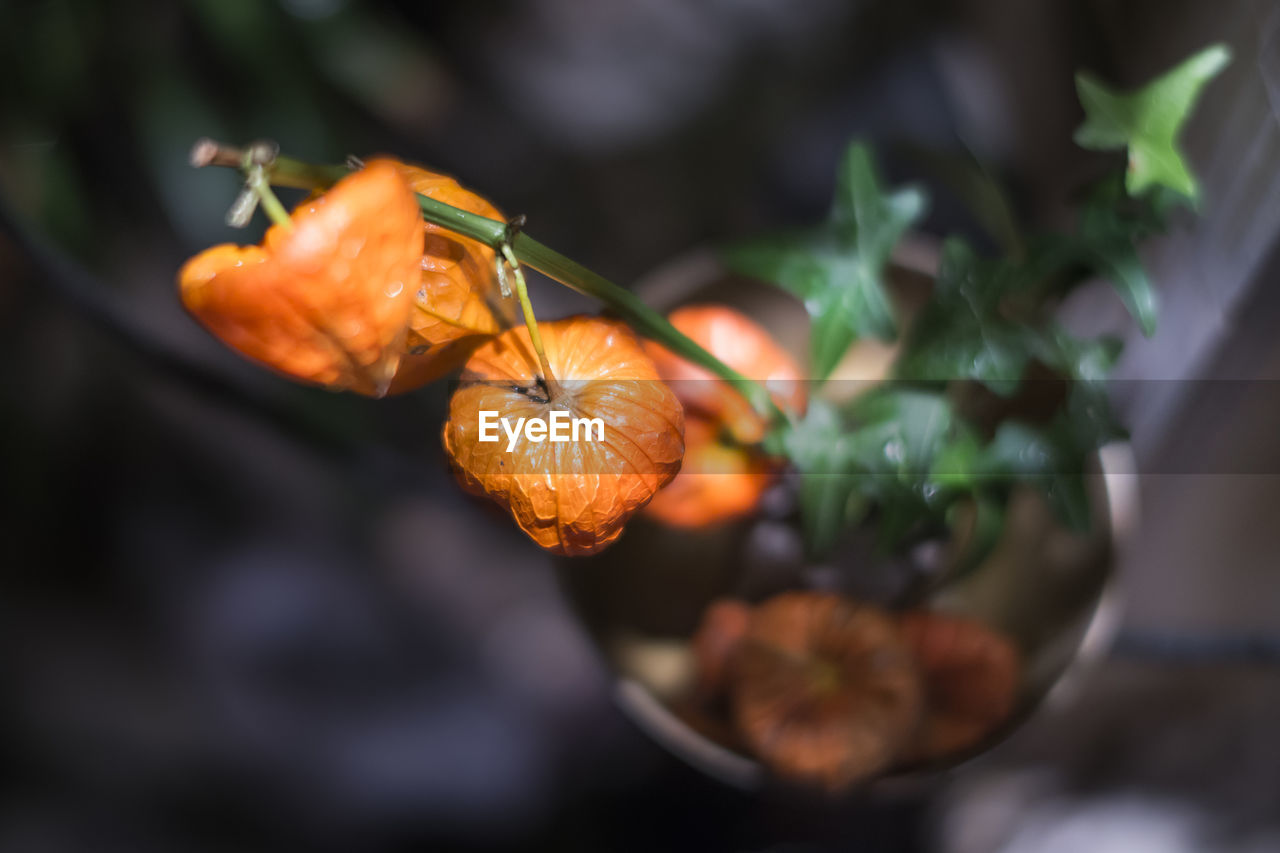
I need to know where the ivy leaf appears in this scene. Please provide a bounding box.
[782,400,868,557]
[1032,176,1172,335]
[1074,43,1231,201]
[841,388,972,552]
[1074,177,1189,335]
[929,428,984,491]
[724,142,927,380]
[903,142,1025,256]
[839,386,962,550]
[966,381,1124,532]
[1017,325,1125,394]
[893,239,1039,395]
[843,388,957,482]
[1079,198,1156,335]
[783,391,968,557]
[973,421,1090,530]
[896,239,1127,393]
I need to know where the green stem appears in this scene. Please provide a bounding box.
[267,158,349,192]
[195,144,785,425]
[414,195,784,424]
[519,235,783,422]
[247,166,293,231]
[501,242,566,403]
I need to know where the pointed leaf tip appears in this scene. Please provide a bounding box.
[1073,42,1231,202]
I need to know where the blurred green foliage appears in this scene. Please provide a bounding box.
[727,43,1228,565]
[723,143,927,380]
[0,0,448,265]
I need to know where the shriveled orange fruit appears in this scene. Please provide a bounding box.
[443,315,685,556]
[178,160,423,396]
[394,163,506,352]
[644,415,776,528]
[727,591,922,791]
[898,611,1020,762]
[690,598,753,698]
[644,304,807,443]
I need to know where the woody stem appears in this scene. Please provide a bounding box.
[191,139,348,189]
[502,243,566,403]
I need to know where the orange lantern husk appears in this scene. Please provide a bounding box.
[178,159,423,396]
[897,610,1021,762]
[644,416,776,528]
[395,164,507,349]
[644,304,804,526]
[691,598,753,698]
[727,592,923,791]
[444,316,686,556]
[379,163,514,393]
[644,304,807,444]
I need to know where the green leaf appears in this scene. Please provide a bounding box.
[841,388,977,552]
[896,238,1128,393]
[1080,246,1155,337]
[1074,43,1231,201]
[781,400,867,556]
[893,239,1040,395]
[778,385,1119,556]
[843,388,957,481]
[980,421,1092,530]
[903,143,1025,257]
[723,142,927,380]
[846,390,956,551]
[929,429,984,491]
[783,391,968,556]
[964,381,1124,533]
[1031,176,1169,335]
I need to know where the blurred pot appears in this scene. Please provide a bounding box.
[557,239,1136,792]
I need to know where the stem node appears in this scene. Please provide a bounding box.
[246,139,280,168]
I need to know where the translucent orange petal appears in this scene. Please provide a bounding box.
[178,159,423,395]
[394,163,505,350]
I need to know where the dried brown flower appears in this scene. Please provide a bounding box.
[726,592,923,791]
[898,610,1021,762]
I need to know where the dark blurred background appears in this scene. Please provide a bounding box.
[2,0,1279,850]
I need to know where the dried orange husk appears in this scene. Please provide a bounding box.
[691,598,752,698]
[444,315,685,556]
[178,159,422,396]
[728,591,923,791]
[384,335,489,395]
[394,163,506,351]
[898,611,1021,762]
[644,415,777,528]
[644,304,807,444]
